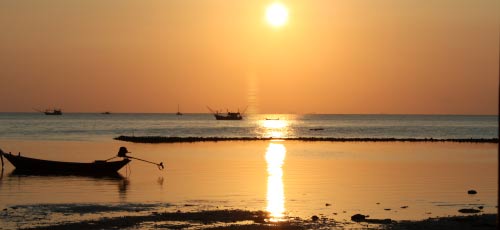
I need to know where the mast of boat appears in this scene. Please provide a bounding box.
[176,104,183,115]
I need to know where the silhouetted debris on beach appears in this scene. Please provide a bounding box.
[114,135,499,144]
[468,189,478,195]
[350,213,393,224]
[459,208,481,214]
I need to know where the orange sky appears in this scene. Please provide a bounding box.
[0,0,498,114]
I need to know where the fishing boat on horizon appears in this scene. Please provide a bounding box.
[43,109,63,115]
[207,106,245,120]
[33,108,63,115]
[0,147,163,175]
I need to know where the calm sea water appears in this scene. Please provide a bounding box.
[0,113,497,141]
[0,113,497,229]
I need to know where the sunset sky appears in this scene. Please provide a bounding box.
[0,0,498,114]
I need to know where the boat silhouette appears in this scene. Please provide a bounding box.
[207,106,246,120]
[0,147,164,176]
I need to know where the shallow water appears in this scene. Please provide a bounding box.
[0,140,496,228]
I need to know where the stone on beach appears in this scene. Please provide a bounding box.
[467,190,477,195]
[351,214,367,222]
[458,208,481,214]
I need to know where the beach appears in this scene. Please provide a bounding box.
[0,139,496,229]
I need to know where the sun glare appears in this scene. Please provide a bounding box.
[266,3,288,27]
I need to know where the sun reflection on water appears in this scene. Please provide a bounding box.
[265,142,286,221]
[260,118,289,138]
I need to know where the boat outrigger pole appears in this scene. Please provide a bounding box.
[0,149,4,171]
[117,147,164,170]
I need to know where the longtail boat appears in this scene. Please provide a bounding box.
[0,147,163,175]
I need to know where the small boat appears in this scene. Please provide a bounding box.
[101,111,111,115]
[309,128,324,131]
[44,109,62,115]
[0,147,164,176]
[265,118,280,120]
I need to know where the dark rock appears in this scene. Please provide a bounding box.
[332,212,337,215]
[458,208,481,213]
[478,206,484,210]
[467,190,477,195]
[376,202,380,205]
[311,215,319,221]
[325,203,331,206]
[400,206,408,209]
[384,208,391,211]
[351,214,366,222]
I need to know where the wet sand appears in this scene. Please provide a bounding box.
[0,140,497,229]
[3,207,495,230]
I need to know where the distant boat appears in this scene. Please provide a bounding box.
[265,118,280,120]
[214,111,243,120]
[310,128,324,131]
[176,104,183,116]
[207,106,245,120]
[101,112,111,115]
[44,109,62,115]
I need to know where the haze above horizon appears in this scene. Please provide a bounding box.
[0,1,498,115]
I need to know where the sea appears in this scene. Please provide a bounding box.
[0,113,498,229]
[0,113,497,141]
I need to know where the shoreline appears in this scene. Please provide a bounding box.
[10,207,495,230]
[114,135,499,144]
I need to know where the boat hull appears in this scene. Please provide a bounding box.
[214,114,242,120]
[2,154,130,175]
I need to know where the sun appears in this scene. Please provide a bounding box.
[266,3,288,27]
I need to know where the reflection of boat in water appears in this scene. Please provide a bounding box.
[207,106,245,120]
[0,147,164,176]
